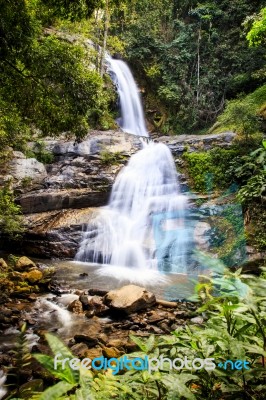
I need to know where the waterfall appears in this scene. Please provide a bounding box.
[75,56,190,277]
[106,55,148,137]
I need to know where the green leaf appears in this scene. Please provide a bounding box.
[38,381,76,400]
[129,335,148,352]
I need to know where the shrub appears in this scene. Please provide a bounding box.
[214,84,266,137]
[0,182,24,239]
[183,148,238,193]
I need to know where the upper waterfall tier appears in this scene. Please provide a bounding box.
[106,55,149,137]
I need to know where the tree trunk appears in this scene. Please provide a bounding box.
[196,23,201,104]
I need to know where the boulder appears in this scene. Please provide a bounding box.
[104,285,156,315]
[15,256,36,271]
[8,154,47,183]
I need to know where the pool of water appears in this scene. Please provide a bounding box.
[54,260,200,301]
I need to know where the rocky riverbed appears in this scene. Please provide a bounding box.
[0,254,203,396]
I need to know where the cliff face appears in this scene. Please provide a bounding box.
[1,130,247,261]
[1,130,140,258]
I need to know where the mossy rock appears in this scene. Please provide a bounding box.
[15,256,36,271]
[22,269,43,284]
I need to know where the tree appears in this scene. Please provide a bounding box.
[246,7,266,46]
[110,0,266,134]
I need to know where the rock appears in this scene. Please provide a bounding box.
[102,346,122,358]
[83,347,103,361]
[174,310,188,317]
[71,343,89,358]
[9,271,25,281]
[0,131,140,258]
[74,320,101,346]
[22,269,43,284]
[194,222,211,250]
[107,339,128,349]
[158,321,171,333]
[146,310,169,323]
[0,258,8,270]
[8,154,47,183]
[67,300,83,314]
[88,288,108,296]
[15,257,36,271]
[190,316,204,325]
[18,188,111,214]
[79,295,90,308]
[3,208,94,258]
[85,296,109,317]
[150,326,164,334]
[158,131,236,155]
[104,285,156,315]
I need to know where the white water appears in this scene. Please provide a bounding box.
[75,56,191,278]
[106,55,148,137]
[75,141,190,274]
[34,297,73,330]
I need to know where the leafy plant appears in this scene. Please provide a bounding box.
[99,150,126,166]
[0,182,24,238]
[182,148,238,193]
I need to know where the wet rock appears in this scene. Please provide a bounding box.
[79,273,88,278]
[104,285,156,315]
[85,296,109,317]
[67,300,83,314]
[79,295,90,308]
[88,288,108,297]
[15,257,36,271]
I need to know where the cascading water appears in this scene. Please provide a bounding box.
[75,56,191,280]
[106,55,148,137]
